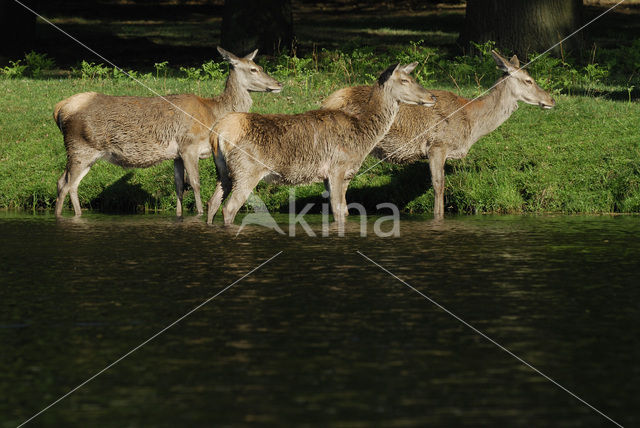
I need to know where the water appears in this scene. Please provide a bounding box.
[1,212,638,427]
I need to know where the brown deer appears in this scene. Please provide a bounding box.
[322,50,555,219]
[206,63,436,226]
[53,47,282,217]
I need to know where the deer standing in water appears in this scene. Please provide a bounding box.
[53,47,282,217]
[207,63,436,226]
[322,50,555,219]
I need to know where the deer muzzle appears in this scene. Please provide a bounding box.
[267,82,284,93]
[420,93,437,107]
[540,98,555,109]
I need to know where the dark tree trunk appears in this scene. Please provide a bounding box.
[221,0,293,56]
[0,0,38,61]
[459,0,583,59]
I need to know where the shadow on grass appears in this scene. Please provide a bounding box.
[279,161,437,215]
[90,172,158,213]
[35,21,219,70]
[564,86,640,102]
[33,2,224,70]
[295,10,464,53]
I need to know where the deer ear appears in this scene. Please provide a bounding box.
[491,50,513,73]
[217,46,239,65]
[509,55,520,68]
[244,49,258,61]
[403,62,419,74]
[378,63,399,85]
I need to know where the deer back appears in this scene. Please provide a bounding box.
[323,85,473,163]
[56,92,216,168]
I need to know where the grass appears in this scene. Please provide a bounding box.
[445,96,640,214]
[1,51,639,216]
[1,1,639,216]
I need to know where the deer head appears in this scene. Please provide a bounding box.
[378,62,437,107]
[217,46,283,93]
[492,50,555,110]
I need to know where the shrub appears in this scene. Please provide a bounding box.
[1,60,27,78]
[24,51,55,78]
[1,52,55,78]
[77,60,111,80]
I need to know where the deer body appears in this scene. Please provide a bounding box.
[55,92,217,167]
[359,83,518,163]
[54,47,282,217]
[207,63,435,226]
[322,51,555,218]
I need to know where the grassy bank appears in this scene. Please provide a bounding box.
[1,47,639,215]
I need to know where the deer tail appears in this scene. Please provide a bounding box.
[210,128,220,158]
[53,99,68,130]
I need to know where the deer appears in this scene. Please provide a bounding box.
[322,50,555,219]
[206,62,436,227]
[53,46,282,217]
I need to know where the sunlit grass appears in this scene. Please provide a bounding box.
[2,31,639,215]
[1,69,638,215]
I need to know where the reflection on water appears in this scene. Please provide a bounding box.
[0,212,638,427]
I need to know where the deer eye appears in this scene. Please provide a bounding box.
[250,68,258,73]
[401,79,410,84]
[525,79,534,85]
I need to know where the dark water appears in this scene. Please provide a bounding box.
[0,212,638,427]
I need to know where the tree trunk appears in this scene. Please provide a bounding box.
[221,0,293,56]
[459,0,583,59]
[0,0,38,61]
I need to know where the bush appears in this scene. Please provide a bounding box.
[598,38,640,83]
[77,60,111,80]
[1,60,27,78]
[1,52,54,78]
[24,51,55,78]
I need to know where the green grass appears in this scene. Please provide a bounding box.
[445,96,640,214]
[1,48,639,215]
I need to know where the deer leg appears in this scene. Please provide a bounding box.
[207,172,232,225]
[181,150,203,215]
[68,163,94,217]
[57,147,96,217]
[328,171,347,226]
[324,177,349,218]
[56,159,93,217]
[323,178,330,195]
[222,174,262,226]
[342,177,350,217]
[55,168,70,217]
[207,180,230,224]
[428,147,447,219]
[207,153,232,224]
[173,158,185,217]
[57,169,67,194]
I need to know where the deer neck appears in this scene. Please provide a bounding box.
[467,76,519,144]
[356,85,400,152]
[217,69,253,114]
